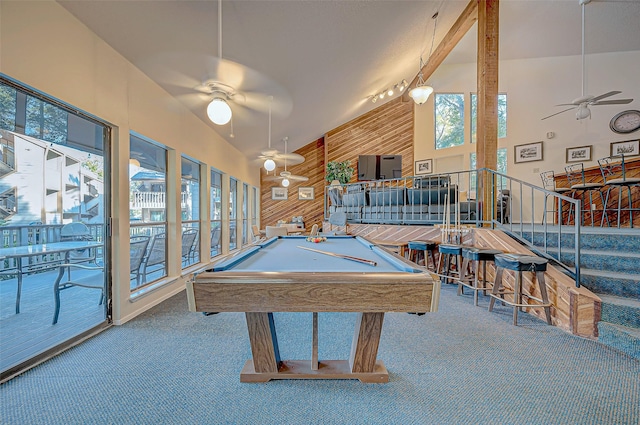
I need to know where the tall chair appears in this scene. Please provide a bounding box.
[598,154,640,227]
[540,171,573,225]
[565,163,608,227]
[309,223,319,237]
[326,210,348,235]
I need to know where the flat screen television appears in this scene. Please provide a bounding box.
[357,155,402,180]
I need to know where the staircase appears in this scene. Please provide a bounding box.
[518,226,640,360]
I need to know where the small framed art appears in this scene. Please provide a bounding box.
[566,145,592,163]
[271,187,288,200]
[610,139,640,157]
[414,159,433,175]
[514,141,543,163]
[298,187,314,200]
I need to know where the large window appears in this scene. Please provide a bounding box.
[242,183,248,246]
[0,85,17,131]
[229,177,238,251]
[129,134,167,289]
[181,156,200,268]
[210,168,222,258]
[435,93,465,150]
[470,148,508,190]
[471,93,507,143]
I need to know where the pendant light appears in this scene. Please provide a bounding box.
[409,12,438,105]
[207,0,233,126]
[264,97,276,171]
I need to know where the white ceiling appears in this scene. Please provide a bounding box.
[57,0,640,159]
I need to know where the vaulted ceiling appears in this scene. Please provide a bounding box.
[58,0,640,159]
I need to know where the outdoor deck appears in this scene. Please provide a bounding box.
[0,268,105,372]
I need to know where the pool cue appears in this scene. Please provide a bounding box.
[296,246,377,266]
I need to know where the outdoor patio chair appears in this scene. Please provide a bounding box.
[142,233,166,283]
[130,236,150,286]
[60,222,99,278]
[210,227,221,256]
[181,229,199,265]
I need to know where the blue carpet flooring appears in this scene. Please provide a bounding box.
[1,284,638,425]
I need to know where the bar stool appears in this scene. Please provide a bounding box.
[540,171,573,225]
[408,240,438,271]
[457,247,503,306]
[565,163,609,227]
[488,253,552,326]
[598,154,640,228]
[436,244,464,284]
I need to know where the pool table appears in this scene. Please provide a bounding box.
[187,235,438,383]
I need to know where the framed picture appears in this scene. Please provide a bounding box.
[414,159,433,175]
[298,187,314,200]
[514,141,543,163]
[610,139,640,157]
[566,145,592,163]
[271,187,288,201]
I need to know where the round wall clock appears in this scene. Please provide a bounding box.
[609,110,640,134]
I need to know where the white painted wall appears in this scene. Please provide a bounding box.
[0,0,259,323]
[414,50,640,221]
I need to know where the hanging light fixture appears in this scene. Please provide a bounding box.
[207,96,232,125]
[409,12,438,105]
[264,96,276,171]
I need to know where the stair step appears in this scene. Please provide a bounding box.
[598,294,640,329]
[581,269,640,298]
[597,322,640,360]
[543,248,640,273]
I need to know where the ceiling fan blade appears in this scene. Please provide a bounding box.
[593,99,634,106]
[541,107,576,120]
[590,91,622,102]
[288,175,309,182]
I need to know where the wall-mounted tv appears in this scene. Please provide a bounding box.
[357,155,402,180]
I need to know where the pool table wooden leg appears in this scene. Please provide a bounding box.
[245,312,281,373]
[349,312,384,373]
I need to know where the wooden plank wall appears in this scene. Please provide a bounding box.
[325,97,414,183]
[260,138,326,230]
[260,97,414,230]
[333,223,600,339]
[553,156,640,227]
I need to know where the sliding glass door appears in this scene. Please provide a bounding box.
[0,77,110,381]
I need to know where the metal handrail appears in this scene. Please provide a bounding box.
[323,168,582,287]
[481,168,581,287]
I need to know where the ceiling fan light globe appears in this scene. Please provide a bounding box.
[281,178,290,187]
[207,98,232,125]
[409,85,434,105]
[264,159,276,172]
[576,106,591,120]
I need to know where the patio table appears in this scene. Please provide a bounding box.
[0,241,103,314]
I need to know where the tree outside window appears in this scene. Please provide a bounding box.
[470,148,508,190]
[435,93,464,150]
[471,93,507,143]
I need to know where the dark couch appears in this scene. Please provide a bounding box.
[329,179,477,225]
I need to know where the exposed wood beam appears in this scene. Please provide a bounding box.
[476,0,499,223]
[402,0,478,102]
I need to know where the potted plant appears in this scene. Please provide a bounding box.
[326,160,354,185]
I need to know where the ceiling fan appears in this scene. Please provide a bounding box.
[141,0,292,127]
[541,0,633,121]
[264,137,308,187]
[256,99,304,171]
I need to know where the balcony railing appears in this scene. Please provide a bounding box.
[130,192,189,209]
